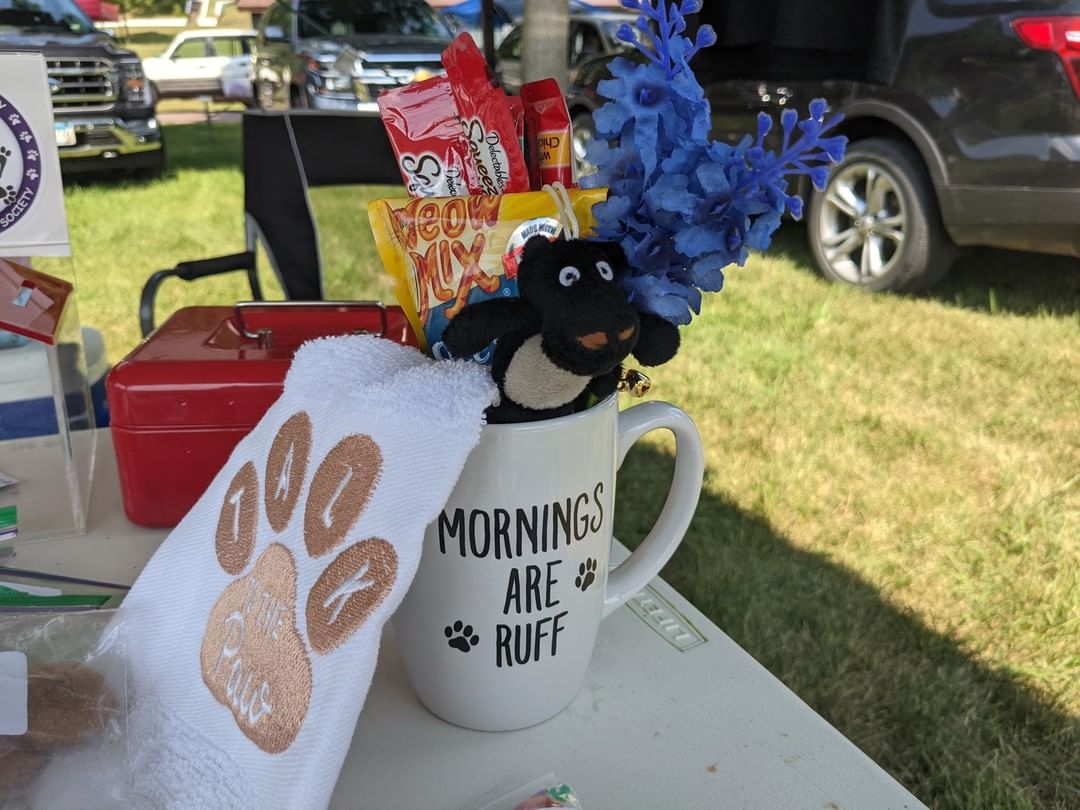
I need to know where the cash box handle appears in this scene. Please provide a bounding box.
[233,301,388,349]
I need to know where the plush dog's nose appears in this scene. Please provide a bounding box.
[577,331,609,349]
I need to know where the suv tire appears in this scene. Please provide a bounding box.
[807,138,954,292]
[571,111,596,178]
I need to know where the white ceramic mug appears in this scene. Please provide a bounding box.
[392,394,704,730]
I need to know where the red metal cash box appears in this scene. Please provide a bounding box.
[107,302,417,528]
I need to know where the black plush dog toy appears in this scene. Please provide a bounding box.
[441,235,680,423]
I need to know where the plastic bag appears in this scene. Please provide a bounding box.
[461,774,583,810]
[0,611,127,809]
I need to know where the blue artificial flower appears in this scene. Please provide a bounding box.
[587,0,848,326]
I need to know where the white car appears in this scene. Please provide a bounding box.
[144,28,257,101]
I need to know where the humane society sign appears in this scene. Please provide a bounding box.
[0,54,70,257]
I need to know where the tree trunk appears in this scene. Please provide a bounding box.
[522,0,569,93]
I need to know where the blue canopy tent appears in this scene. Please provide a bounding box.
[438,0,512,28]
[494,0,605,20]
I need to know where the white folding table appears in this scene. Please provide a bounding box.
[4,432,925,809]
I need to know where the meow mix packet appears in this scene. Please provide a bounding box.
[368,188,605,360]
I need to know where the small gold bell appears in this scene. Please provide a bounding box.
[618,368,652,397]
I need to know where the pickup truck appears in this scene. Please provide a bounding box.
[253,0,451,111]
[0,0,165,177]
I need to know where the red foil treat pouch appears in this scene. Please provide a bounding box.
[378,76,481,197]
[368,188,604,360]
[508,95,527,173]
[520,78,576,189]
[442,33,530,195]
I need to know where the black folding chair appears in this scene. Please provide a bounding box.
[139,110,403,336]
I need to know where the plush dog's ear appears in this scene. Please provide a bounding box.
[632,312,680,367]
[602,241,630,274]
[522,235,552,264]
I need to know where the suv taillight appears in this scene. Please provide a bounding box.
[1012,16,1080,99]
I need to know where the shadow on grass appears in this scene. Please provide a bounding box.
[769,223,1080,318]
[163,121,242,173]
[58,122,241,189]
[931,248,1080,318]
[616,443,1080,810]
[117,31,173,49]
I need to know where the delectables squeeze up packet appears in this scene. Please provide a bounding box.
[378,75,482,197]
[442,33,530,195]
[368,188,605,361]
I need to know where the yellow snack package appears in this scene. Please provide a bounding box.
[368,188,605,361]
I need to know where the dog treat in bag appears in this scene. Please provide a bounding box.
[378,76,482,197]
[368,188,605,360]
[442,33,530,195]
[520,79,576,189]
[0,611,128,808]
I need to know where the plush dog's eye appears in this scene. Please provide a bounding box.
[559,266,581,287]
[595,260,614,281]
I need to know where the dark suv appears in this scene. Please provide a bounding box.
[570,0,1080,292]
[253,0,451,112]
[0,0,164,177]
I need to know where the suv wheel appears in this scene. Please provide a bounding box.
[807,138,954,292]
[572,111,596,178]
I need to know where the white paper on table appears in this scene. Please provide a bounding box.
[0,650,28,735]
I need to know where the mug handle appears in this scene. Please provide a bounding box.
[602,401,705,618]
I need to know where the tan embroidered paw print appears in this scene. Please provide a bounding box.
[200,412,398,753]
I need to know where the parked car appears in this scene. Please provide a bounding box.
[495,11,633,95]
[0,0,164,177]
[253,0,452,111]
[569,0,1080,292]
[144,28,256,103]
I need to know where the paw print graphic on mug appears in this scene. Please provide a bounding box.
[444,621,479,653]
[575,558,598,592]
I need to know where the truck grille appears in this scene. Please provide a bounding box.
[358,61,444,101]
[46,57,117,112]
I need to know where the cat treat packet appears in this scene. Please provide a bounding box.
[378,76,481,198]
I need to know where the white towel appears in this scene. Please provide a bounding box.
[29,336,496,810]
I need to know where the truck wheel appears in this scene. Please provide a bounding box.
[288,84,309,109]
[807,138,954,292]
[256,80,274,110]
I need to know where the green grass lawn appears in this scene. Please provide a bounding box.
[60,122,1079,808]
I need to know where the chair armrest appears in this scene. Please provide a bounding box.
[175,251,255,280]
[139,252,257,337]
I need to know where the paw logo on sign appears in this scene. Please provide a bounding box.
[200,412,398,753]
